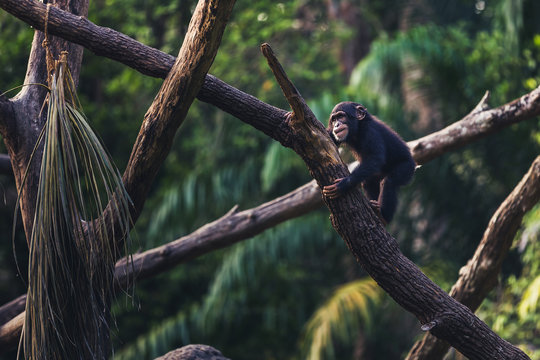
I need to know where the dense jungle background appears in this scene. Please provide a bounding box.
[1,0,539,359]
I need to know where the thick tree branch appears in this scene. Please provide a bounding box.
[114,181,321,285]
[121,0,235,222]
[2,0,539,153]
[0,295,25,325]
[406,156,540,360]
[0,0,171,79]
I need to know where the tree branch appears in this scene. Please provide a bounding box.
[1,0,539,152]
[409,87,540,165]
[0,0,170,79]
[121,0,235,222]
[406,156,540,360]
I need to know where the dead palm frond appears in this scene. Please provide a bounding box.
[21,54,132,360]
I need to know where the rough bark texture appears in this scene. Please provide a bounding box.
[406,156,540,360]
[115,181,322,285]
[0,312,24,350]
[121,0,235,223]
[154,345,229,360]
[0,295,25,326]
[1,0,88,243]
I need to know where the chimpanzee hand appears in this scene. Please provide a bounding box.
[322,177,352,199]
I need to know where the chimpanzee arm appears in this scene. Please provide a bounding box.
[323,131,386,199]
[339,145,385,192]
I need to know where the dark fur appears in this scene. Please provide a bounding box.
[326,102,415,223]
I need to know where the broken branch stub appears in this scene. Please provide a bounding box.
[260,43,342,181]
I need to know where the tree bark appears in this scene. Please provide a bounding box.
[406,156,540,360]
[1,0,89,244]
[121,0,235,224]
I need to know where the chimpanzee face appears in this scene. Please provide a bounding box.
[328,102,367,143]
[330,111,349,142]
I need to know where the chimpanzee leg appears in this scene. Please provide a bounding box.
[362,175,382,201]
[379,161,415,223]
[379,178,398,223]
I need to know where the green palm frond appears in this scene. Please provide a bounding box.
[302,278,383,360]
[22,55,132,359]
[348,25,467,120]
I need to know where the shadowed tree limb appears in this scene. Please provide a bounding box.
[406,156,540,360]
[154,344,229,360]
[0,94,14,137]
[120,0,235,223]
[0,0,235,355]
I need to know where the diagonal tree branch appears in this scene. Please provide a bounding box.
[409,88,540,165]
[406,155,540,360]
[120,0,235,223]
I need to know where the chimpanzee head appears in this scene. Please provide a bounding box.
[327,102,367,143]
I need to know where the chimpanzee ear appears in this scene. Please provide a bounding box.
[356,105,367,120]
